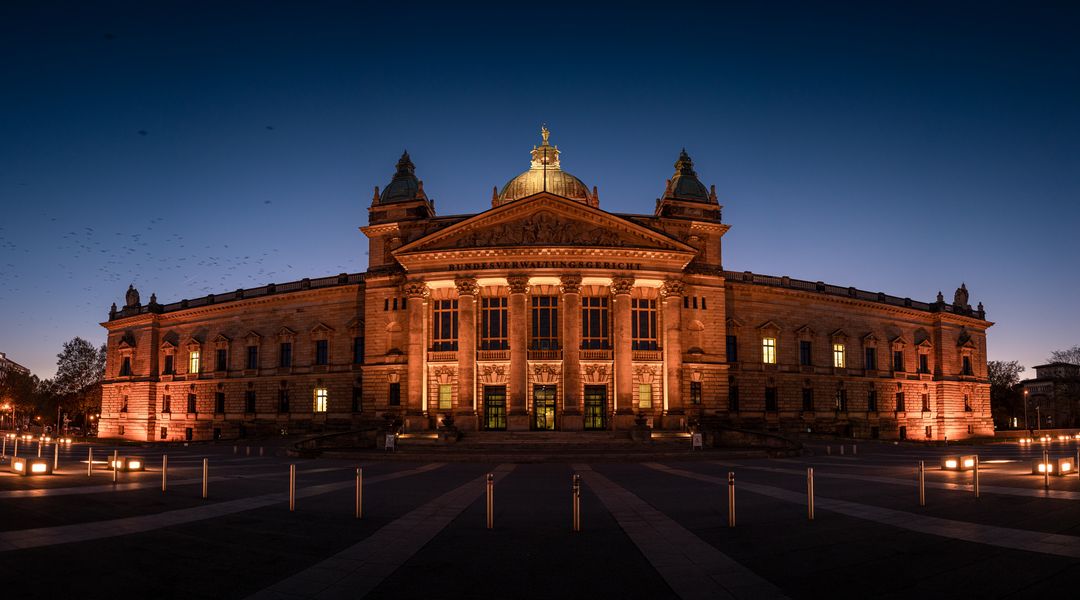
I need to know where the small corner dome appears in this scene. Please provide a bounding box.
[665,149,710,202]
[378,152,422,204]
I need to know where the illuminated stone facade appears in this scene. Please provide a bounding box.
[99,130,993,442]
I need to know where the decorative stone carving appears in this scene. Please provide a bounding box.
[479,364,507,384]
[661,278,685,298]
[433,366,455,385]
[634,365,656,384]
[403,281,429,299]
[447,211,631,249]
[559,274,582,295]
[386,372,400,384]
[454,277,479,296]
[953,283,970,308]
[506,274,530,294]
[125,284,141,308]
[611,276,635,295]
[532,364,560,384]
[582,364,609,383]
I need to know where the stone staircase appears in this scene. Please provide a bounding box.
[392,430,696,454]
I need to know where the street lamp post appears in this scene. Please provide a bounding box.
[1023,389,1029,432]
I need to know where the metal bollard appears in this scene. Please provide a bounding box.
[727,472,736,527]
[1043,450,1050,490]
[53,442,59,471]
[38,440,42,458]
[807,468,815,520]
[572,474,582,532]
[12,436,17,458]
[840,445,845,456]
[918,461,925,506]
[2,434,5,457]
[1076,450,1079,479]
[826,445,831,456]
[245,446,251,456]
[112,450,119,483]
[486,473,494,529]
[260,447,265,457]
[356,468,363,519]
[973,455,980,499]
[289,464,296,512]
[202,458,209,499]
[88,448,93,476]
[853,444,857,456]
[162,454,168,492]
[233,445,238,455]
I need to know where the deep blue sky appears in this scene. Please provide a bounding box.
[1,2,1077,379]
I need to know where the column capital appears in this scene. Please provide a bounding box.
[611,276,635,295]
[507,274,530,294]
[559,273,582,295]
[403,281,429,299]
[661,278,685,298]
[454,276,479,296]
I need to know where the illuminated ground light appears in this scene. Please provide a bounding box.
[940,455,977,471]
[110,456,146,472]
[1032,458,1074,477]
[10,457,53,476]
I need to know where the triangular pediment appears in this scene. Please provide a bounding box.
[758,320,782,332]
[394,193,695,255]
[795,325,815,338]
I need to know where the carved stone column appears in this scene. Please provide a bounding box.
[662,278,685,423]
[455,277,478,426]
[507,274,530,430]
[560,274,583,430]
[611,276,635,423]
[404,281,429,428]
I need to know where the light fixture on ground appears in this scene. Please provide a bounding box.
[110,456,146,472]
[11,456,53,476]
[1031,457,1073,477]
[940,455,976,471]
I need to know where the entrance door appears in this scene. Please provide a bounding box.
[533,385,556,430]
[584,385,607,430]
[484,386,507,431]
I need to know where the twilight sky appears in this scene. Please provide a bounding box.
[1,2,1077,379]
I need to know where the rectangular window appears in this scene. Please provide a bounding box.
[163,355,174,375]
[389,382,401,406]
[836,389,848,411]
[833,344,846,368]
[893,350,904,372]
[799,341,812,366]
[353,337,364,364]
[187,393,197,413]
[967,424,974,434]
[189,350,200,374]
[280,343,292,367]
[962,356,973,376]
[162,395,171,413]
[762,337,777,364]
[438,384,452,410]
[638,384,653,409]
[729,385,739,412]
[215,392,225,414]
[278,389,290,412]
[215,349,227,371]
[922,393,930,412]
[964,394,972,412]
[631,298,659,351]
[118,425,125,436]
[315,340,329,365]
[246,346,258,370]
[160,427,168,440]
[899,425,907,440]
[245,390,256,413]
[432,299,459,351]
[530,296,560,350]
[185,427,193,441]
[925,425,932,439]
[867,389,878,412]
[352,387,362,412]
[726,335,738,362]
[480,297,509,350]
[895,392,905,412]
[765,387,777,412]
[919,354,929,374]
[313,387,328,412]
[864,347,877,370]
[802,388,814,412]
[690,381,702,405]
[581,296,610,349]
[121,395,128,412]
[120,357,132,376]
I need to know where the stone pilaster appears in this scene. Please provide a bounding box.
[662,278,685,422]
[507,274,530,430]
[611,276,635,420]
[404,281,428,428]
[560,274,583,430]
[455,277,478,423]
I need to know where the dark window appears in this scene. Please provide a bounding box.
[836,389,848,412]
[315,340,329,365]
[120,357,132,376]
[215,349,227,371]
[692,297,698,309]
[581,296,610,349]
[530,296,559,350]
[480,297,509,350]
[631,298,659,351]
[919,354,929,374]
[893,350,904,372]
[690,381,702,405]
[870,426,880,439]
[246,346,258,369]
[867,389,878,412]
[964,394,972,412]
[384,298,389,311]
[922,393,930,412]
[278,389,290,412]
[967,424,974,434]
[925,425,932,439]
[163,355,174,375]
[728,385,739,412]
[352,387,362,412]
[162,395,171,413]
[160,427,167,440]
[962,356,973,376]
[353,337,364,364]
[765,387,777,412]
[118,425,125,436]
[802,388,814,412]
[280,343,292,367]
[214,428,222,440]
[432,299,459,351]
[899,425,907,440]
[799,341,812,366]
[864,348,877,370]
[245,390,256,412]
[683,296,689,309]
[121,395,128,412]
[726,336,738,362]
[389,382,401,406]
[187,393,197,413]
[185,427,193,441]
[701,297,707,310]
[215,392,225,413]
[393,298,398,311]
[895,392,905,412]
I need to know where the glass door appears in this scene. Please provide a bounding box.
[584,385,607,430]
[533,385,557,430]
[484,386,507,431]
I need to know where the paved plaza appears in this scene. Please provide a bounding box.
[2,439,1080,598]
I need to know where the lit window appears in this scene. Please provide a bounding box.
[762,337,776,364]
[439,384,452,410]
[690,381,702,405]
[313,387,328,412]
[638,384,652,409]
[833,344,846,368]
[189,350,200,374]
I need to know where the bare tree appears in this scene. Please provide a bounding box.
[1049,345,1080,366]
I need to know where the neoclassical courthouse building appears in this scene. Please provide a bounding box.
[99,129,993,442]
